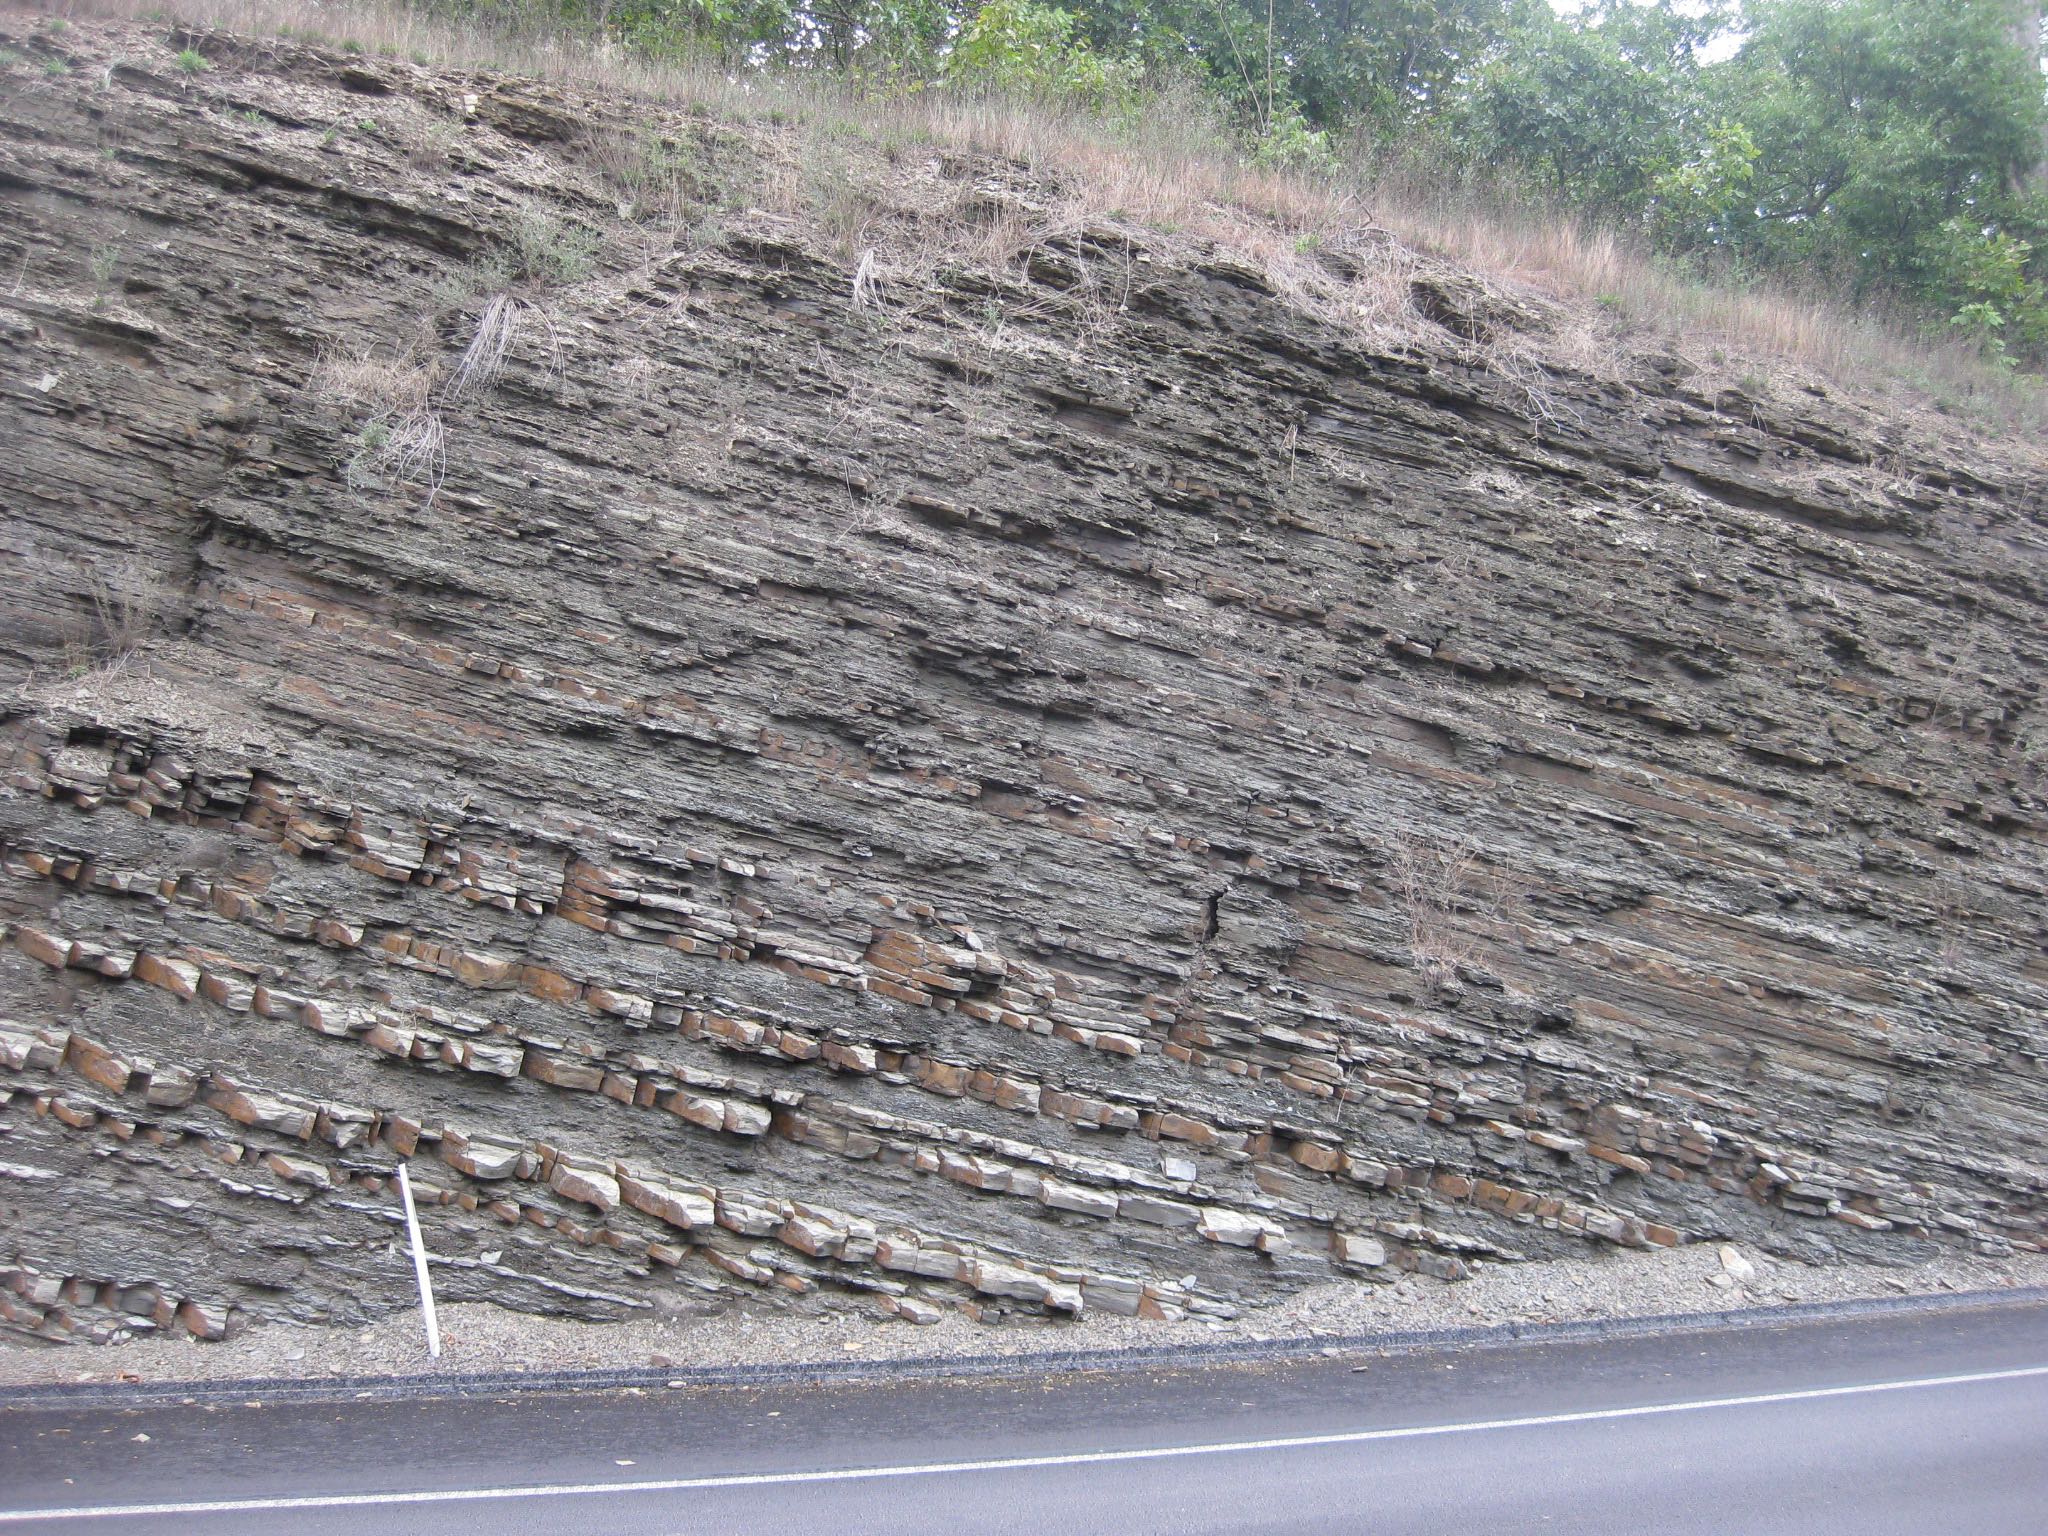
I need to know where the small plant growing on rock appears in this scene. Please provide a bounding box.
[410,118,459,172]
[586,126,704,225]
[1388,834,1506,996]
[429,252,513,312]
[509,209,600,286]
[173,48,208,75]
[314,349,446,500]
[63,555,167,674]
[86,241,121,308]
[800,148,881,259]
[347,407,443,494]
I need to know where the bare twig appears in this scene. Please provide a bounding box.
[1388,833,1504,993]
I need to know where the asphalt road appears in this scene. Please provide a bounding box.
[2,1298,2044,1535]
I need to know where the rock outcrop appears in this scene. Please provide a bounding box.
[2,17,2045,1344]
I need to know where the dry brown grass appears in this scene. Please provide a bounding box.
[444,294,517,400]
[310,347,434,413]
[70,553,165,670]
[309,346,446,494]
[1342,154,2048,428]
[19,0,2046,434]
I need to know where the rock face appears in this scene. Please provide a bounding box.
[1,20,2045,1344]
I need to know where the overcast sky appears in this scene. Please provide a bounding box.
[1549,0,1746,63]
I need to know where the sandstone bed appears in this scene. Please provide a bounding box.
[2,15,2045,1356]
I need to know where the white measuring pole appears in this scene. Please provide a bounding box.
[395,1162,442,1359]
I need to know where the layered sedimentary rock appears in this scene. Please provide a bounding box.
[2,18,2045,1343]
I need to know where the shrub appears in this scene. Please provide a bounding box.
[509,209,600,285]
[312,350,447,497]
[67,556,166,673]
[945,0,1136,113]
[1250,100,1337,175]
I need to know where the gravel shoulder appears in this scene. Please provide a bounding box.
[5,1244,2045,1390]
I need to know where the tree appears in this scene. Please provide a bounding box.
[2009,0,2047,192]
[1711,0,2048,352]
[1275,0,1531,128]
[1450,0,1731,218]
[1057,0,1529,132]
[945,0,1136,102]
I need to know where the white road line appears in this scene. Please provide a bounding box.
[5,1361,2046,1524]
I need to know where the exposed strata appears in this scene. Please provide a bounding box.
[1,17,2045,1346]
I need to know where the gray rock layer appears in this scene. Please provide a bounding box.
[1,20,2044,1344]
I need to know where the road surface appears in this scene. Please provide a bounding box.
[2,1297,2044,1534]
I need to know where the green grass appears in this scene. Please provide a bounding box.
[509,210,600,286]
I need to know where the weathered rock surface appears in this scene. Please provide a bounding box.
[1,19,2044,1344]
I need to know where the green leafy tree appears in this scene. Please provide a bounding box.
[1649,117,1759,246]
[1450,0,1730,216]
[1935,218,2046,364]
[1055,0,1528,133]
[558,0,954,71]
[1281,0,1529,128]
[1713,0,2048,315]
[599,0,797,65]
[945,0,1137,103]
[1439,0,2047,361]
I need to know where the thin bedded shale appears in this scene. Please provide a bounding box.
[1,19,2044,1345]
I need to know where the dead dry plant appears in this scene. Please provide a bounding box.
[1487,341,1589,430]
[1923,621,1985,732]
[447,293,519,400]
[68,553,166,671]
[849,246,883,311]
[311,346,447,497]
[352,408,446,494]
[1388,832,1507,994]
[311,347,434,411]
[1930,873,1975,968]
[318,286,567,500]
[612,353,658,403]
